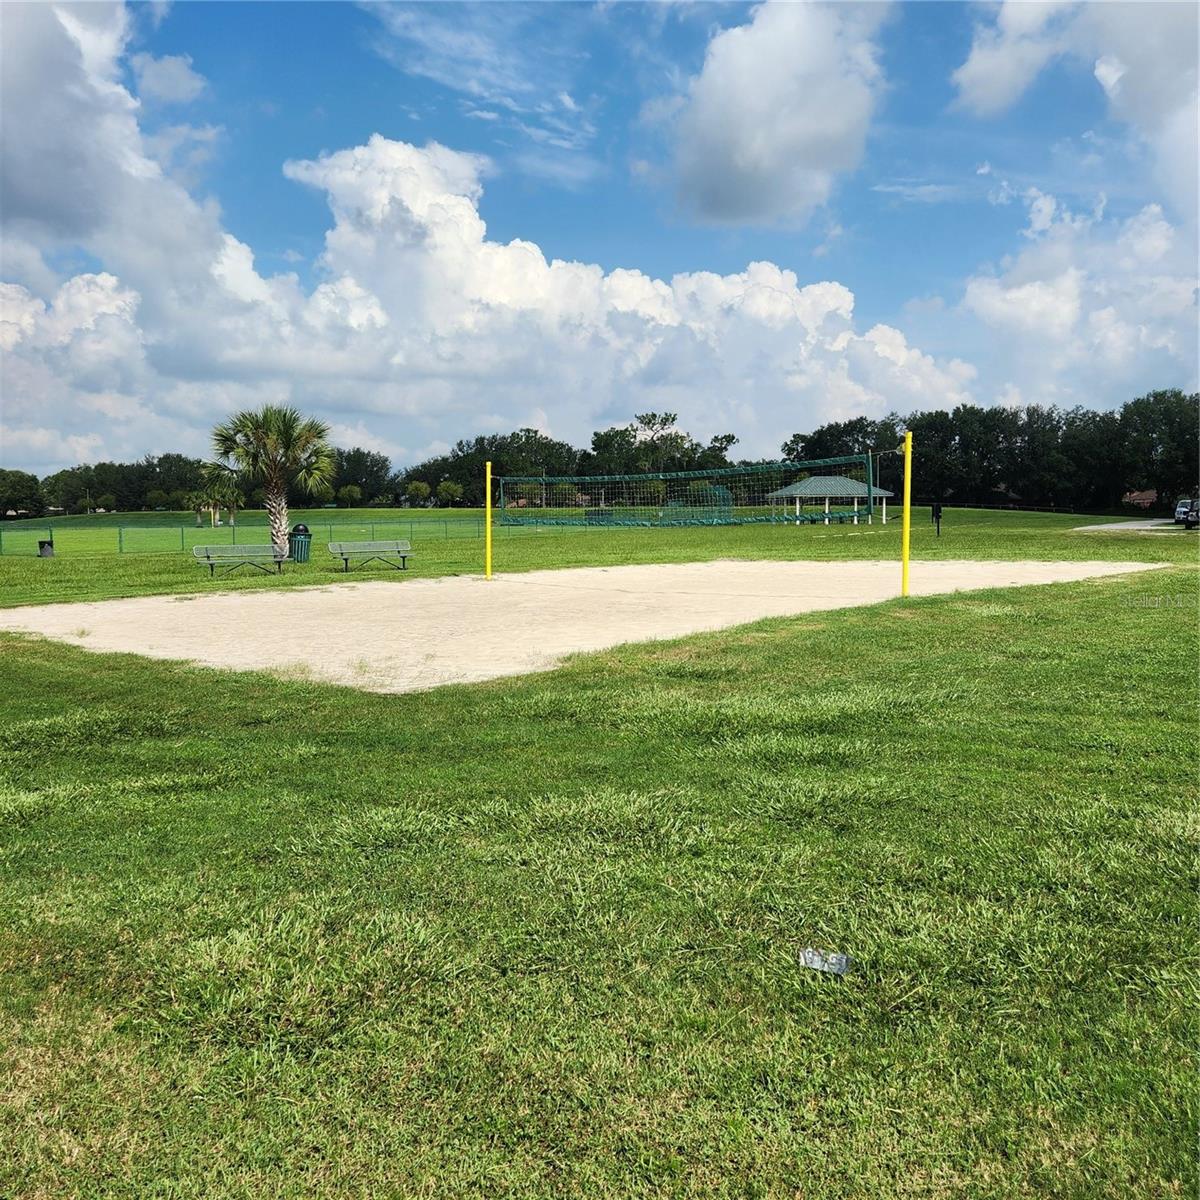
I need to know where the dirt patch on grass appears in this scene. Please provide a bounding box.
[0,559,1163,694]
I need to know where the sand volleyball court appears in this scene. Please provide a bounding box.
[0,559,1163,693]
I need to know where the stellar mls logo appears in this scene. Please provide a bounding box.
[1124,594,1193,608]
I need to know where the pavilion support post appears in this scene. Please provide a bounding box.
[853,498,859,525]
[882,497,888,525]
[824,497,830,526]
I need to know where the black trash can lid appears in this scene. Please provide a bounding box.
[291,523,310,534]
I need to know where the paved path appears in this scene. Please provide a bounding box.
[1073,518,1177,533]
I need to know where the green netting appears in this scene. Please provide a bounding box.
[496,455,884,528]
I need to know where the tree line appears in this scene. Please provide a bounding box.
[0,446,393,518]
[1,389,1195,518]
[397,390,1197,512]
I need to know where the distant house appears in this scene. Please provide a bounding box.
[1122,489,1157,509]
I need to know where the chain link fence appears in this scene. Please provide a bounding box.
[0,517,583,557]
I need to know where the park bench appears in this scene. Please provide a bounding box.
[328,539,412,573]
[193,544,287,577]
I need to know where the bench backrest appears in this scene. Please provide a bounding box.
[328,540,411,554]
[193,545,285,561]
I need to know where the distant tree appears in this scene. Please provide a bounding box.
[201,465,247,526]
[144,488,170,510]
[167,489,191,511]
[1120,389,1199,508]
[185,490,212,527]
[337,484,363,507]
[586,425,640,476]
[210,405,336,554]
[96,493,117,512]
[947,404,1018,504]
[436,480,464,507]
[782,416,900,462]
[1059,407,1125,510]
[642,479,666,506]
[91,461,149,510]
[151,453,205,496]
[0,469,45,517]
[697,433,739,469]
[400,427,578,506]
[632,412,677,471]
[903,411,957,502]
[632,412,705,472]
[405,480,432,506]
[334,448,391,502]
[40,465,95,512]
[1002,405,1069,506]
[780,432,808,460]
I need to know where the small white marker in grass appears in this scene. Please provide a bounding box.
[801,948,855,976]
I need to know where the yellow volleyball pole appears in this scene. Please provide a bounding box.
[485,460,493,580]
[900,431,913,597]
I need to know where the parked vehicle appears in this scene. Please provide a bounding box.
[1174,498,1194,524]
[1185,499,1199,531]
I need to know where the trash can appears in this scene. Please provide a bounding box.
[288,523,311,563]
[37,539,54,558]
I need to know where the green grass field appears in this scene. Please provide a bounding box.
[0,512,1195,1197]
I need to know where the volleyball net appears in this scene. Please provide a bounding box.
[494,455,883,528]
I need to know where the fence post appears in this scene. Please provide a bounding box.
[180,526,185,552]
[370,522,375,539]
[118,526,123,553]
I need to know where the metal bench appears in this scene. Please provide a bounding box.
[328,539,412,573]
[193,544,287,577]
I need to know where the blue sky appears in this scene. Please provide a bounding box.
[143,2,1118,316]
[1,1,1196,472]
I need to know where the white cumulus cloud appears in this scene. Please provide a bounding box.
[962,189,1196,397]
[130,51,206,103]
[669,1,887,225]
[953,1,1199,222]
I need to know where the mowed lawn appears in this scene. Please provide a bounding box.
[0,518,1195,1197]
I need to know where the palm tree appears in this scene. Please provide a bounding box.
[184,489,210,528]
[201,464,246,527]
[210,405,335,555]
